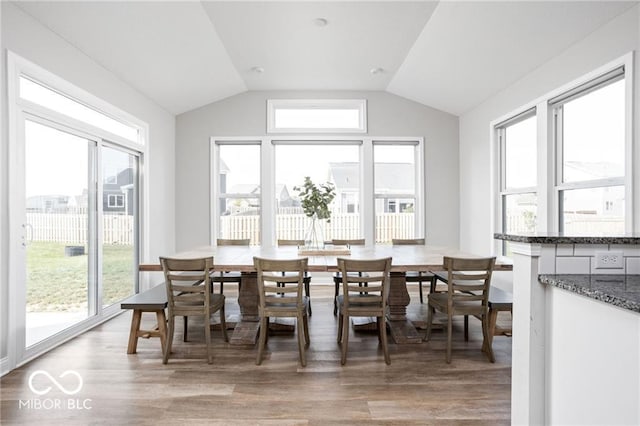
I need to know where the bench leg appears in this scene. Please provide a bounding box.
[127,310,142,354]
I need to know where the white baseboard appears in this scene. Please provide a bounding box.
[1,356,10,377]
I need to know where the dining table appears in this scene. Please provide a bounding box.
[145,244,512,345]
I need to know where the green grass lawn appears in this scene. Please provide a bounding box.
[27,241,135,312]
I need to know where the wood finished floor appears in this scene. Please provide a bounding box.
[1,285,512,425]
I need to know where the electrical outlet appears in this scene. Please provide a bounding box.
[595,251,624,269]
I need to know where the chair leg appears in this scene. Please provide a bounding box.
[303,313,310,347]
[305,278,312,316]
[424,304,434,342]
[163,316,175,365]
[333,278,339,316]
[220,304,229,342]
[256,316,268,365]
[337,310,344,343]
[183,316,188,342]
[446,314,453,364]
[297,313,307,367]
[482,314,495,363]
[340,314,350,365]
[379,316,390,365]
[205,313,213,364]
[464,315,469,341]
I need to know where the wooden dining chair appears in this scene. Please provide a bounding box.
[336,257,392,365]
[254,257,310,367]
[160,256,228,364]
[332,238,367,316]
[391,238,437,303]
[212,238,250,295]
[277,239,313,315]
[424,256,496,363]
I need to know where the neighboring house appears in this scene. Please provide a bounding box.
[329,162,415,214]
[224,183,296,214]
[26,194,73,213]
[103,167,135,215]
[564,161,624,216]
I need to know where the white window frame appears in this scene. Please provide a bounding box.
[210,136,424,247]
[551,66,629,233]
[490,52,634,255]
[266,99,367,134]
[494,108,538,254]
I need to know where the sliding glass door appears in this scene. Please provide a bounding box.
[24,119,96,348]
[19,120,139,358]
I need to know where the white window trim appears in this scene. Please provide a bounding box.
[210,136,424,247]
[490,51,634,255]
[266,99,367,134]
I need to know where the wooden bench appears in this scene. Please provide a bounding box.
[120,284,167,355]
[432,271,513,344]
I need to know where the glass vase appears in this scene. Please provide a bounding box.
[304,216,325,250]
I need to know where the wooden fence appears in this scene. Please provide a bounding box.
[26,213,134,245]
[221,213,415,244]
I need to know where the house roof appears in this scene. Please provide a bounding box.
[329,162,414,193]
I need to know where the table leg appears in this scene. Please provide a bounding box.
[387,272,422,344]
[229,272,260,345]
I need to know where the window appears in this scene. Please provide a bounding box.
[267,99,367,133]
[552,69,625,234]
[496,111,537,254]
[211,137,424,246]
[214,143,261,244]
[108,194,125,208]
[274,143,361,241]
[8,51,144,367]
[374,143,420,243]
[492,54,632,255]
[19,76,140,143]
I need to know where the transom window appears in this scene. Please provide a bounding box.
[19,76,140,143]
[267,99,367,133]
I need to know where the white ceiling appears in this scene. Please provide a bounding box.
[13,1,637,116]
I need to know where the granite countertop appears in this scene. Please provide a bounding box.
[494,232,640,244]
[539,274,640,313]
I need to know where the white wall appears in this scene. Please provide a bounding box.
[175,90,459,251]
[459,5,640,255]
[0,3,176,362]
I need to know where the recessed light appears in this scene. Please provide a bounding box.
[370,67,384,75]
[314,18,328,27]
[251,66,264,74]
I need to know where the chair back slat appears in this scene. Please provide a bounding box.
[332,238,365,247]
[217,238,250,246]
[277,239,305,246]
[392,238,425,245]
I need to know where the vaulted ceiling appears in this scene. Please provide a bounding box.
[13,1,637,116]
